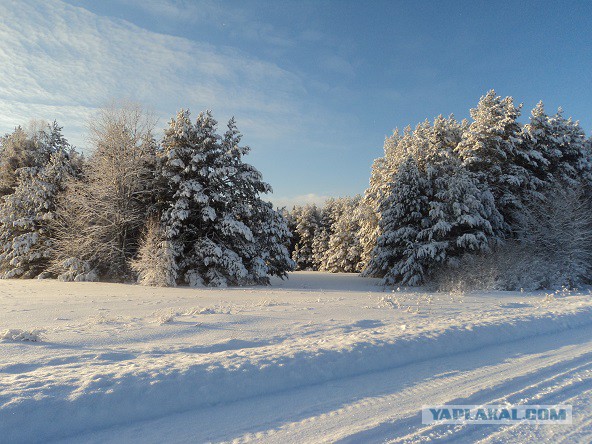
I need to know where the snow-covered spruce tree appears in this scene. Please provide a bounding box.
[218,117,292,284]
[248,201,294,283]
[0,121,70,197]
[0,146,74,279]
[322,196,363,273]
[311,198,337,270]
[365,116,501,286]
[362,127,419,279]
[416,161,497,273]
[366,155,428,285]
[52,102,159,281]
[410,116,498,281]
[455,90,532,236]
[131,217,177,286]
[371,130,432,285]
[290,204,320,270]
[524,102,592,190]
[358,130,402,270]
[159,110,292,287]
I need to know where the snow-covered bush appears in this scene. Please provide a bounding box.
[511,185,592,289]
[1,328,44,342]
[153,309,177,325]
[56,257,98,282]
[433,186,592,291]
[131,218,177,287]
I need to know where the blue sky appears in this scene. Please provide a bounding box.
[0,0,590,207]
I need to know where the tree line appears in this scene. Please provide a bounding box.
[285,91,592,290]
[0,103,293,287]
[1,91,591,289]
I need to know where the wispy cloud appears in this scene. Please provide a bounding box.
[119,0,300,49]
[0,0,309,149]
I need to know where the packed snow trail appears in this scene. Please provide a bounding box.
[54,322,592,443]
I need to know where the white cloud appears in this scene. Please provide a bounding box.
[0,0,309,149]
[270,193,333,209]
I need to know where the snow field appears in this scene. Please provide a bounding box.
[1,273,592,443]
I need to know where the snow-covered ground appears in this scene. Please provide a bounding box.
[1,272,592,443]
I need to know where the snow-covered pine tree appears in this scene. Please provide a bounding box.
[248,201,294,283]
[358,130,402,270]
[0,123,75,279]
[311,198,338,270]
[290,204,320,270]
[311,224,330,270]
[365,116,501,286]
[499,102,592,289]
[417,161,497,273]
[0,121,68,197]
[521,102,555,192]
[218,117,293,284]
[366,154,428,285]
[552,114,592,189]
[455,90,529,236]
[322,196,363,273]
[363,124,427,281]
[131,217,177,287]
[405,117,495,278]
[160,109,228,286]
[160,110,292,287]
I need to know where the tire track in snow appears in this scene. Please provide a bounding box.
[222,326,592,443]
[59,323,592,444]
[384,355,592,443]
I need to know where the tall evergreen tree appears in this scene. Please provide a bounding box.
[0,121,70,197]
[0,122,76,279]
[455,90,528,236]
[413,116,498,276]
[366,116,501,286]
[322,196,363,273]
[0,148,74,278]
[290,204,319,270]
[366,155,427,284]
[159,109,292,287]
[311,200,333,270]
[358,130,402,270]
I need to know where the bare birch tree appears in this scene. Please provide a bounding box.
[51,101,159,281]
